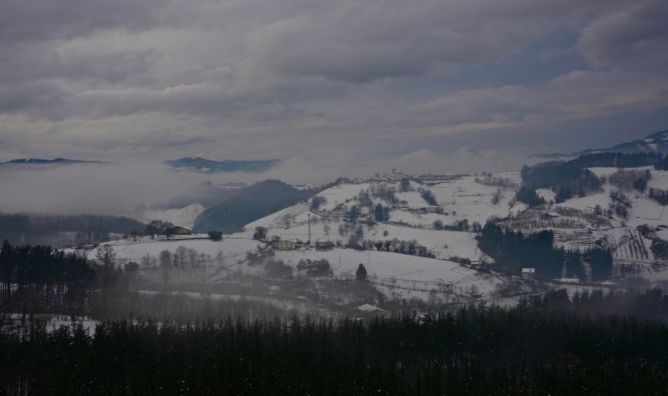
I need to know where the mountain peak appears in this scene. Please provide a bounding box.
[535,129,668,158]
[2,157,105,166]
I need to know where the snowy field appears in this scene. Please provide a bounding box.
[73,236,262,266]
[71,232,502,302]
[430,176,524,224]
[273,248,504,300]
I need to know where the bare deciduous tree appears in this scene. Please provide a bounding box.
[96,245,116,268]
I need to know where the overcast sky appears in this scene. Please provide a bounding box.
[1,0,668,172]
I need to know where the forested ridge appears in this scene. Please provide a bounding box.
[2,302,668,395]
[194,180,313,233]
[0,213,145,247]
[0,241,96,312]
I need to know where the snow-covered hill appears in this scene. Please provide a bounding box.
[70,165,668,313]
[234,173,523,263]
[76,235,260,266]
[72,233,507,306]
[71,173,528,308]
[502,165,668,279]
[555,167,668,229]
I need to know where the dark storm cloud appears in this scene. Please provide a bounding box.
[0,0,165,43]
[578,0,668,68]
[0,0,667,167]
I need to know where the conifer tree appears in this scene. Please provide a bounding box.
[356,263,367,281]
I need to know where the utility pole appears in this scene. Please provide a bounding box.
[308,212,311,245]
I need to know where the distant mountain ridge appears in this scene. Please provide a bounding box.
[167,156,280,173]
[536,129,668,158]
[1,158,106,166]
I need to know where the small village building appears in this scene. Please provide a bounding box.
[172,226,192,235]
[315,241,335,251]
[555,277,580,284]
[276,239,296,251]
[357,304,388,318]
[521,267,536,279]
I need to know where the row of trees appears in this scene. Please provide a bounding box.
[0,213,144,247]
[0,241,96,310]
[145,220,223,241]
[3,302,668,394]
[144,220,181,238]
[528,288,668,322]
[418,188,438,206]
[606,169,652,193]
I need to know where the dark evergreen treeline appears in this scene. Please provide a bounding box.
[194,180,313,233]
[529,288,668,322]
[606,169,652,193]
[518,152,668,206]
[649,188,668,206]
[0,241,96,311]
[478,223,564,278]
[656,154,668,170]
[583,248,614,281]
[520,161,602,205]
[515,185,545,207]
[478,223,612,280]
[0,213,145,247]
[2,303,668,394]
[573,152,661,168]
[652,238,668,259]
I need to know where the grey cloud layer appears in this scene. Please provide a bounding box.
[0,0,667,164]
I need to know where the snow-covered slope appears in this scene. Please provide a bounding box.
[76,173,520,304]
[505,166,668,277]
[234,174,521,262]
[430,174,525,224]
[72,165,668,307]
[75,236,261,265]
[273,248,504,300]
[556,167,668,228]
[77,233,505,303]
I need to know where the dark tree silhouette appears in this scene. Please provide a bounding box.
[356,263,368,281]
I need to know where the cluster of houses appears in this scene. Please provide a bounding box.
[268,236,431,257]
[360,239,431,257]
[270,238,336,251]
[521,267,535,279]
[171,226,193,235]
[521,267,588,285]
